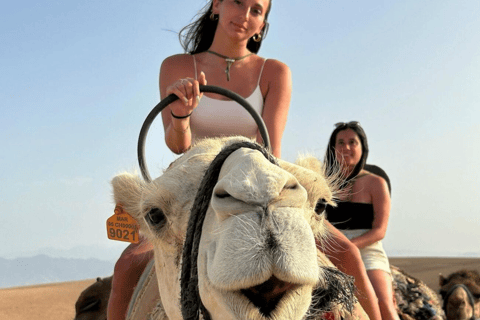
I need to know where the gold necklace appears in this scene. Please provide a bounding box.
[206,50,254,81]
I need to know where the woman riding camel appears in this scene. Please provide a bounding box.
[324,121,400,320]
[108,2,381,319]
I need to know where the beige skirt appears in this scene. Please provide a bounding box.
[341,229,391,274]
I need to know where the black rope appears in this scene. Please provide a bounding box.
[180,141,278,320]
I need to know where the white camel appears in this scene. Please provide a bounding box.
[112,136,366,320]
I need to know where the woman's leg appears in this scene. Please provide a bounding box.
[367,269,400,320]
[320,222,382,320]
[107,239,154,320]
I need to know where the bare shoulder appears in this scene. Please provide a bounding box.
[160,53,193,73]
[260,58,292,95]
[363,172,389,194]
[263,58,291,78]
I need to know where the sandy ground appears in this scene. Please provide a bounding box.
[1,257,479,320]
[0,278,96,320]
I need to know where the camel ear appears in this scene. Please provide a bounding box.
[111,173,145,220]
[439,274,447,286]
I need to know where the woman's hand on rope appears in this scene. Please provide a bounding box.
[166,71,207,119]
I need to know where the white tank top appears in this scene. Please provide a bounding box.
[190,55,266,141]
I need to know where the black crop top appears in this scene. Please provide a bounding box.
[326,202,374,230]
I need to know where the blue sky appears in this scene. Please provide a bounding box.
[1,0,479,259]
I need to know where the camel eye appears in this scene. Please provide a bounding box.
[146,208,165,226]
[315,199,327,215]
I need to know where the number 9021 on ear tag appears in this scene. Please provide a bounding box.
[106,205,140,243]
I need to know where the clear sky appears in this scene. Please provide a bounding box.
[1,0,479,259]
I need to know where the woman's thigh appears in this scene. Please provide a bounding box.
[367,269,394,303]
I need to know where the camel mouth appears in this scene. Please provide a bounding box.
[241,276,297,316]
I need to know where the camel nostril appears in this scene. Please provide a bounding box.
[215,191,231,199]
[285,183,298,190]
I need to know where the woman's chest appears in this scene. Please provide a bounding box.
[342,180,373,203]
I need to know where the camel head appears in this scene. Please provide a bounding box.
[111,137,355,320]
[440,270,480,320]
[74,276,112,320]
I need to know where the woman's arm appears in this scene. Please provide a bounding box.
[257,59,292,158]
[350,175,391,249]
[159,54,206,154]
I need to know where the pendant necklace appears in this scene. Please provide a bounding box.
[206,50,254,81]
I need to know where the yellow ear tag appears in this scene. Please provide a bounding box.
[106,205,140,243]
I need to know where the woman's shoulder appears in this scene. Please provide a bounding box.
[356,170,386,187]
[161,53,193,71]
[260,58,292,89]
[359,171,389,195]
[262,58,291,75]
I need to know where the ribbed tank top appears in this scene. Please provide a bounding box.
[190,55,266,141]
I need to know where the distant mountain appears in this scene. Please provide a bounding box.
[0,255,114,288]
[388,248,480,258]
[2,244,127,261]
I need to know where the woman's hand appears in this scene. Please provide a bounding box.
[166,72,207,118]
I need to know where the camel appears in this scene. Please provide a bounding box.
[439,270,480,320]
[110,136,364,320]
[75,136,447,319]
[74,276,112,320]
